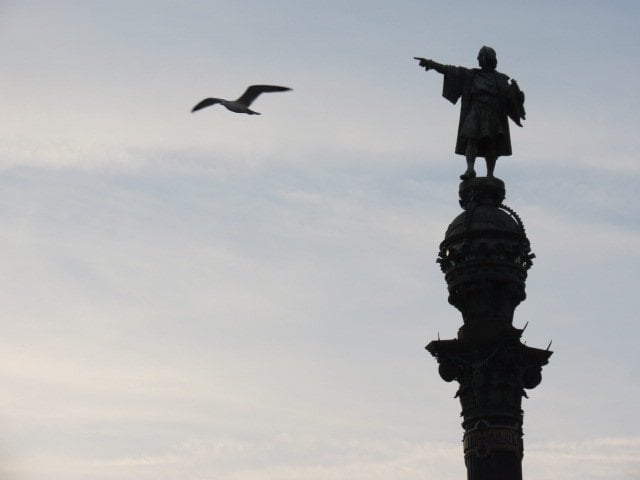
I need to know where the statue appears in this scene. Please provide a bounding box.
[415,47,525,180]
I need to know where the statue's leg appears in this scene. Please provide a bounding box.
[485,145,497,178]
[462,141,477,180]
[486,155,497,178]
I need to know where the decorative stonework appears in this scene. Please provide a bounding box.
[427,177,551,480]
[463,425,522,458]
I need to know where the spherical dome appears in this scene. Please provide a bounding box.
[445,205,522,240]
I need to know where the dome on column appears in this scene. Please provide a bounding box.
[437,178,534,341]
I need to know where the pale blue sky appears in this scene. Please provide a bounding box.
[0,1,639,479]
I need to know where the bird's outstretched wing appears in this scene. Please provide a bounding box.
[236,85,291,106]
[191,98,222,112]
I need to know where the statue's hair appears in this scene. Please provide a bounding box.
[479,46,497,70]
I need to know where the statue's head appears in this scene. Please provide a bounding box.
[477,46,497,70]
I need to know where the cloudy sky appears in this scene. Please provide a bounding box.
[0,1,638,479]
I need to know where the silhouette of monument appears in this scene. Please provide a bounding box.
[416,49,551,480]
[415,46,525,181]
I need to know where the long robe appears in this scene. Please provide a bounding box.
[441,66,515,157]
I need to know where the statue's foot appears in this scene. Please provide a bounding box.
[460,170,476,180]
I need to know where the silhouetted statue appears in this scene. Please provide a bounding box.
[415,47,525,180]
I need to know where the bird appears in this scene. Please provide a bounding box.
[191,85,291,115]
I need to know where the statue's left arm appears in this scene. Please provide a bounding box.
[506,79,526,127]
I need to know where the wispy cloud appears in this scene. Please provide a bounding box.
[1,2,639,479]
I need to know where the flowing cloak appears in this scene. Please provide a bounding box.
[441,66,523,157]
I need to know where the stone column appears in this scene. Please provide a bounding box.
[426,177,551,480]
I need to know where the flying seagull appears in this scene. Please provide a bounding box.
[191,85,291,115]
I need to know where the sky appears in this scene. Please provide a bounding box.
[0,1,639,479]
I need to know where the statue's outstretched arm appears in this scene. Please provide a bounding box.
[414,57,446,74]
